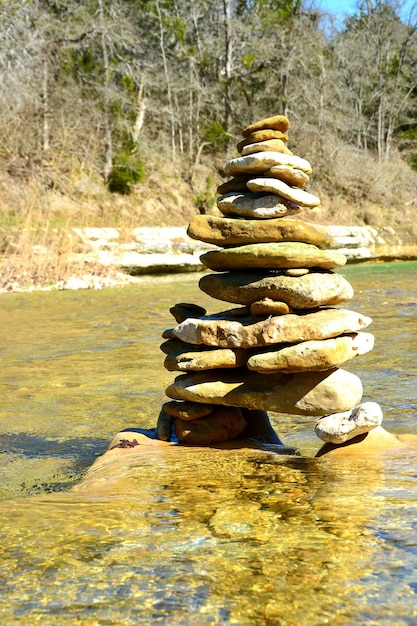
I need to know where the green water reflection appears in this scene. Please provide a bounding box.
[1,263,417,624]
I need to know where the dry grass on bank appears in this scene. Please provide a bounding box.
[0,146,416,292]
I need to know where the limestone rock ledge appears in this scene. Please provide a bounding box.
[72,224,417,275]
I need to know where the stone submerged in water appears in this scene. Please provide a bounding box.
[174,406,247,444]
[187,215,333,249]
[166,367,363,417]
[170,307,372,349]
[247,332,374,373]
[200,242,346,271]
[315,401,383,444]
[199,270,354,308]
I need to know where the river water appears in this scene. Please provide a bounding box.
[1,262,416,625]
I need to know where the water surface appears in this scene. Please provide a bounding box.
[1,263,416,624]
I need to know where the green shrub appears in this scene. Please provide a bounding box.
[108,153,145,194]
[407,153,417,171]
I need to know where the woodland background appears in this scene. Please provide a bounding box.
[0,0,416,288]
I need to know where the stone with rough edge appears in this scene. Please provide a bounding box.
[156,406,175,441]
[163,400,213,421]
[225,151,312,176]
[217,177,250,194]
[170,307,372,349]
[174,406,247,444]
[217,192,300,219]
[187,215,333,249]
[170,302,206,323]
[315,402,384,443]
[164,346,248,371]
[241,139,293,156]
[247,332,374,373]
[200,242,346,271]
[166,368,363,417]
[242,115,290,136]
[199,270,354,309]
[247,178,321,208]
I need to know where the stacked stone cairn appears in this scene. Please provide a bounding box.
[157,115,384,451]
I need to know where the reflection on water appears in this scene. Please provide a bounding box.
[0,263,417,624]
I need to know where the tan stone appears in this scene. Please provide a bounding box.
[166,368,363,417]
[171,307,372,349]
[247,332,374,373]
[200,242,347,271]
[264,165,310,188]
[170,302,206,323]
[316,426,404,458]
[199,270,354,308]
[285,268,310,276]
[187,215,333,248]
[315,401,383,444]
[225,151,312,176]
[247,177,321,208]
[237,130,289,152]
[164,346,248,371]
[250,299,291,316]
[217,192,300,219]
[174,406,247,444]
[241,139,293,156]
[163,400,213,421]
[242,115,290,136]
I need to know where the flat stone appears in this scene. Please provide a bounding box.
[285,268,310,276]
[241,139,293,156]
[163,400,213,421]
[171,307,372,349]
[200,242,347,271]
[264,165,309,188]
[170,302,206,323]
[166,368,363,417]
[242,115,290,136]
[225,151,312,176]
[247,332,374,373]
[174,406,247,444]
[217,192,300,219]
[160,338,212,354]
[250,299,291,316]
[247,177,320,208]
[315,402,384,443]
[187,215,333,248]
[217,177,249,194]
[164,346,248,371]
[237,130,289,152]
[199,270,354,308]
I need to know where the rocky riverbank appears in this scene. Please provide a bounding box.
[74,223,417,275]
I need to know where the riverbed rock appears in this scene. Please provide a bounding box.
[166,368,363,417]
[199,270,354,308]
[217,192,301,219]
[170,307,372,349]
[242,115,290,136]
[174,406,247,444]
[225,151,312,176]
[315,401,383,444]
[200,242,347,271]
[164,346,248,371]
[247,177,321,208]
[187,215,333,248]
[315,426,404,458]
[247,332,374,373]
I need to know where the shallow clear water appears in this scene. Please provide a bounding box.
[1,263,417,625]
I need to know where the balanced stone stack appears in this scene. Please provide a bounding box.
[158,115,384,449]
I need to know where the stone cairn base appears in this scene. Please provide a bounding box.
[157,115,383,451]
